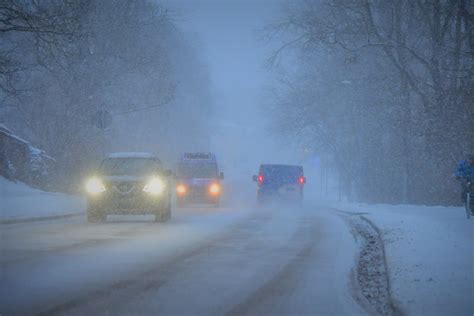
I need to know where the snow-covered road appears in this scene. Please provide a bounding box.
[0,204,365,316]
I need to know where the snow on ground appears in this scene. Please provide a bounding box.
[0,177,85,221]
[1,206,256,315]
[333,202,474,316]
[1,204,364,316]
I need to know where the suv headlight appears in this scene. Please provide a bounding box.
[86,177,106,194]
[143,177,165,195]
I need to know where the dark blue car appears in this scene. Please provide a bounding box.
[253,164,306,204]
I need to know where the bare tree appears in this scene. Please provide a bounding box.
[266,0,473,204]
[1,0,213,191]
[0,0,83,94]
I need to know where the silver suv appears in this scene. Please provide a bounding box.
[85,152,172,222]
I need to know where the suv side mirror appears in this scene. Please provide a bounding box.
[220,172,224,179]
[252,175,257,182]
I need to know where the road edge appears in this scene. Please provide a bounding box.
[359,215,404,316]
[333,208,404,316]
[0,211,83,225]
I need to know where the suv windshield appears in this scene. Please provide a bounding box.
[100,158,159,176]
[178,163,218,178]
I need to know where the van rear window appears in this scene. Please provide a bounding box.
[183,153,211,159]
[178,163,218,178]
[260,165,303,181]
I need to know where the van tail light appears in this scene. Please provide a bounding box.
[209,183,221,195]
[258,174,264,185]
[299,176,306,185]
[176,184,187,195]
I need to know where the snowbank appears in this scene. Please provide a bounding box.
[0,177,85,222]
[333,202,473,316]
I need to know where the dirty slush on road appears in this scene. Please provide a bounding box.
[345,213,402,316]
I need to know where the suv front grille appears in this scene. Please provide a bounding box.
[112,182,139,195]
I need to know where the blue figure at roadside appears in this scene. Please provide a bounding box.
[454,155,474,202]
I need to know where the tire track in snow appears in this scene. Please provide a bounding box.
[35,210,274,316]
[1,220,159,267]
[227,215,322,316]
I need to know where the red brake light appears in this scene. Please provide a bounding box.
[258,175,264,185]
[299,176,305,184]
[209,183,221,195]
[176,184,187,195]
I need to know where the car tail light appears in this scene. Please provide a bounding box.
[176,184,187,195]
[209,183,221,195]
[299,176,305,184]
[258,175,264,185]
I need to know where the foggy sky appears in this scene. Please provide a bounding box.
[164,0,287,170]
[167,0,278,117]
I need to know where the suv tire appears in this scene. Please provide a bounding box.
[87,208,105,223]
[155,199,171,222]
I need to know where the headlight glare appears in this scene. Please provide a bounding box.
[86,178,106,194]
[143,177,164,195]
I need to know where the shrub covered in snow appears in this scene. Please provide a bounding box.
[0,124,56,191]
